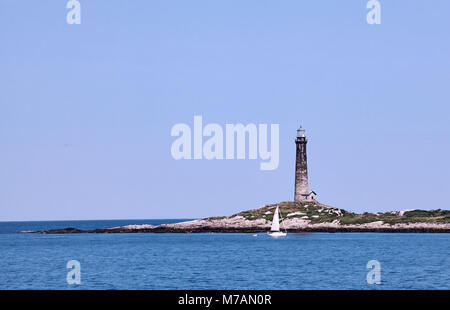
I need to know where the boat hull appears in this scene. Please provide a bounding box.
[267,231,287,237]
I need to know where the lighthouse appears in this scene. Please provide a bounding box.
[294,127,316,202]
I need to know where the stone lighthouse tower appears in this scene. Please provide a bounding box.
[294,127,316,202]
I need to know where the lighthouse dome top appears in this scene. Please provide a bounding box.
[297,126,306,138]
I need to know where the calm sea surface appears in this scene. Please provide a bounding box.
[0,220,449,290]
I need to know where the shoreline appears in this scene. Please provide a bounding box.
[21,201,450,234]
[22,224,450,234]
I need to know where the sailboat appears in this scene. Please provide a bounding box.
[267,206,287,237]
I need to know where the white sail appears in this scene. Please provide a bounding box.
[271,206,280,232]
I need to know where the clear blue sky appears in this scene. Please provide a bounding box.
[1,1,449,221]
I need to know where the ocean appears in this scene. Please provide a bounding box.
[0,220,449,290]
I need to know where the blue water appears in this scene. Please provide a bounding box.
[0,220,449,290]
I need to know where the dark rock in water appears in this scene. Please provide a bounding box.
[41,227,86,234]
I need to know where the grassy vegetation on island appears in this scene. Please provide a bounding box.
[207,201,450,225]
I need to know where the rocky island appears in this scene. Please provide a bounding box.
[24,201,450,234]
